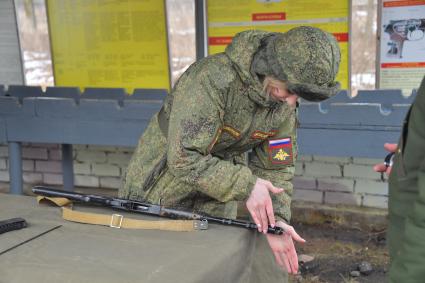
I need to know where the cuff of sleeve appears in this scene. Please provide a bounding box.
[235,174,257,201]
[244,174,257,200]
[231,169,257,202]
[276,215,289,224]
[275,205,291,223]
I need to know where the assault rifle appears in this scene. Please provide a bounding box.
[384,19,425,58]
[32,186,284,235]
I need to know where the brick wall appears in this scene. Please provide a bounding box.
[0,144,389,209]
[293,155,388,209]
[0,143,132,191]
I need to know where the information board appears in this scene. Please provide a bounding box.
[207,0,350,90]
[0,0,24,85]
[47,0,170,92]
[378,0,425,95]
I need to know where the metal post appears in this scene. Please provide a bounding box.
[8,142,23,194]
[195,0,207,60]
[62,144,74,191]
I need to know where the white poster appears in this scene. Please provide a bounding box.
[381,3,425,62]
[379,1,425,94]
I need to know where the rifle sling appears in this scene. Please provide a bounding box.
[36,196,207,232]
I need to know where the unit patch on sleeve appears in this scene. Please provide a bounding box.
[268,137,293,165]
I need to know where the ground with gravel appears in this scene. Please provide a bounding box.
[289,221,389,283]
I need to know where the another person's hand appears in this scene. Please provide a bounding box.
[246,178,284,233]
[373,143,398,176]
[266,221,306,274]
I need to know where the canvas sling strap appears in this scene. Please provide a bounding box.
[36,196,208,232]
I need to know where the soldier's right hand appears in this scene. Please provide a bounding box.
[266,221,306,274]
[246,178,284,234]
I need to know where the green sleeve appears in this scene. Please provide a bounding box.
[248,113,297,222]
[389,84,425,283]
[166,65,256,203]
[390,158,425,282]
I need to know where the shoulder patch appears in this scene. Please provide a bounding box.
[222,124,241,139]
[268,137,293,165]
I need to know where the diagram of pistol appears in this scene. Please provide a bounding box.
[384,19,425,58]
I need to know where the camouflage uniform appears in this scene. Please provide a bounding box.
[388,76,425,282]
[119,26,341,222]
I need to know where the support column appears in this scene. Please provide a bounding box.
[195,0,207,60]
[62,144,74,191]
[8,142,23,194]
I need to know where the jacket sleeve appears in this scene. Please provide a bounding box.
[166,65,256,203]
[248,112,298,223]
[389,158,425,282]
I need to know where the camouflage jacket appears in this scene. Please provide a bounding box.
[120,30,297,221]
[388,77,425,282]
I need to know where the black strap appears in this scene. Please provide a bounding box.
[157,105,169,138]
[141,154,168,192]
[140,106,170,192]
[141,99,172,192]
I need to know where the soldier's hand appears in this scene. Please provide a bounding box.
[266,221,306,274]
[373,143,397,176]
[246,178,284,234]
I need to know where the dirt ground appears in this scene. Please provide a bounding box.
[289,221,389,283]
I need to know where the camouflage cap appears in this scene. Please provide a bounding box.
[266,26,341,102]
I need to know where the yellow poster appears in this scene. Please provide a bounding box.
[47,0,170,92]
[207,0,349,90]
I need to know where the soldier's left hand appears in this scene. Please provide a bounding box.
[266,221,306,274]
[373,143,397,176]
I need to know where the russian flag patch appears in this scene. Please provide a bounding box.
[268,137,293,165]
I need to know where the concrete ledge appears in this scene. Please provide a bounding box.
[292,201,388,231]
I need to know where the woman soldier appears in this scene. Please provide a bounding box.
[120,26,341,276]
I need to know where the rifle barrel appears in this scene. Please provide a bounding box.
[33,186,90,202]
[203,215,284,235]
